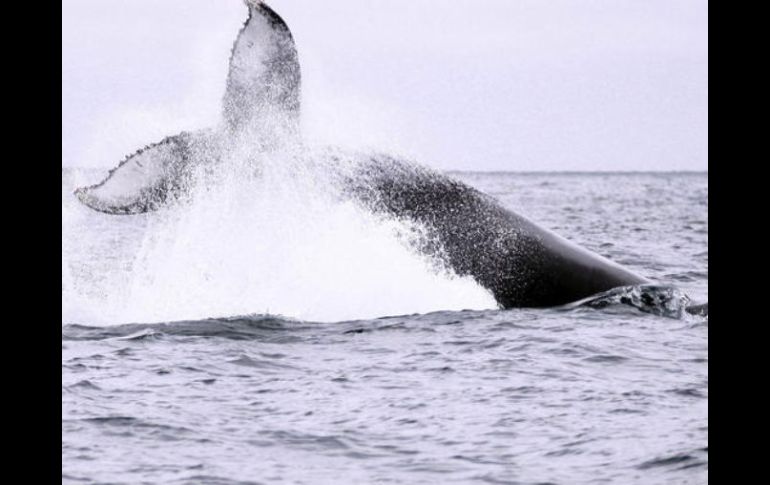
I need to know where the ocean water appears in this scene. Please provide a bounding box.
[62,170,708,484]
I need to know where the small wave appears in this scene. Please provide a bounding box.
[64,380,101,391]
[62,309,508,342]
[638,449,708,471]
[65,416,196,444]
[76,416,192,433]
[61,314,309,342]
[668,387,707,399]
[583,354,629,364]
[175,476,262,485]
[251,430,352,452]
[61,473,92,484]
[228,354,299,371]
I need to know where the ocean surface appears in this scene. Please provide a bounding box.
[62,170,708,484]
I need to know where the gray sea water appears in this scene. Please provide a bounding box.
[62,171,708,485]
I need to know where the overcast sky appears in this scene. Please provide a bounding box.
[62,0,707,172]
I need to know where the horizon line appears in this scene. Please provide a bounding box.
[62,166,708,175]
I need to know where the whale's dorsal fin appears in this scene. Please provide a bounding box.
[223,1,301,134]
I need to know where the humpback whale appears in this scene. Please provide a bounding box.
[75,1,701,313]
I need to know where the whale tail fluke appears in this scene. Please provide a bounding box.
[223,1,301,135]
[74,130,220,215]
[75,1,301,214]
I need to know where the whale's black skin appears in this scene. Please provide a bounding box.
[343,155,649,307]
[75,1,679,310]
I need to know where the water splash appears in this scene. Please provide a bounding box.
[61,141,497,325]
[568,284,701,319]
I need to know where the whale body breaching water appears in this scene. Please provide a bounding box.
[75,1,702,314]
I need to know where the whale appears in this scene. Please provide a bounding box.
[75,1,702,313]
